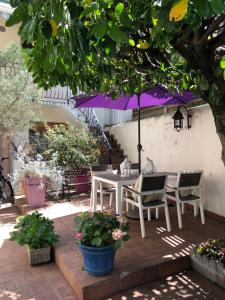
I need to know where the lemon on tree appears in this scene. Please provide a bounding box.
[49,19,58,37]
[169,0,189,22]
[136,40,150,49]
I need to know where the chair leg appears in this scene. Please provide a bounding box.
[109,193,113,207]
[156,207,159,219]
[199,201,205,224]
[147,209,151,221]
[126,201,129,212]
[90,184,93,210]
[100,192,103,212]
[181,202,185,215]
[138,205,146,238]
[176,201,183,229]
[194,202,198,217]
[164,205,171,232]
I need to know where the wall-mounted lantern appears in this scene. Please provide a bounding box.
[172,105,191,131]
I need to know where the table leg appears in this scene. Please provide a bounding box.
[115,184,122,215]
[92,178,98,212]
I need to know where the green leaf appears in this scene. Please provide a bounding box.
[223,69,225,81]
[21,19,36,43]
[41,20,52,39]
[10,0,20,8]
[129,39,135,46]
[53,1,64,23]
[91,22,107,40]
[91,237,102,247]
[211,0,225,14]
[220,57,225,69]
[195,1,211,17]
[115,3,124,16]
[108,27,128,44]
[6,4,26,27]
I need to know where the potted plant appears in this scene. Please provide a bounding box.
[74,211,129,276]
[10,211,59,265]
[10,147,63,208]
[191,239,225,288]
[43,123,100,193]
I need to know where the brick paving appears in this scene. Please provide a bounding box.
[0,206,78,300]
[107,270,225,300]
[0,197,225,300]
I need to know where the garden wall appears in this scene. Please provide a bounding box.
[107,105,225,217]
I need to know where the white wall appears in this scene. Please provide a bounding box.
[108,105,225,217]
[94,108,132,127]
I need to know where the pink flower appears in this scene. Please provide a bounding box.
[112,229,126,241]
[75,232,83,241]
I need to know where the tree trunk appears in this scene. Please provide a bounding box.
[210,104,225,166]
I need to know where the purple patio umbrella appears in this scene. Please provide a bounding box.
[73,86,197,172]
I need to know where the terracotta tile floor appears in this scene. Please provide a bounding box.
[107,270,225,300]
[0,206,78,300]
[1,197,225,300]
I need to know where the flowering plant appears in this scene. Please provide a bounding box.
[10,147,63,192]
[74,211,129,250]
[195,239,225,268]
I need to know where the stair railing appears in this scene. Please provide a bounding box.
[43,86,112,165]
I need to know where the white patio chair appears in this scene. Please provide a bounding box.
[166,170,205,229]
[90,165,115,211]
[122,173,171,238]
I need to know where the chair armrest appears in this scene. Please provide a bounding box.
[167,184,177,189]
[123,185,140,195]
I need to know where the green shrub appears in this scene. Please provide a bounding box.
[10,211,59,249]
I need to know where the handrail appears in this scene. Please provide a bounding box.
[42,87,112,164]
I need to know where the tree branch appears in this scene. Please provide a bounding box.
[210,29,225,51]
[198,15,225,45]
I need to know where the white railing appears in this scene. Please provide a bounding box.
[42,86,132,127]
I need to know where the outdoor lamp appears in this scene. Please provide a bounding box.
[172,105,192,131]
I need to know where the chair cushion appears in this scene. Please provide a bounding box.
[142,199,164,207]
[125,196,164,207]
[166,191,199,201]
[180,194,199,201]
[129,175,163,203]
[179,189,193,197]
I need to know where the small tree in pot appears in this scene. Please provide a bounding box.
[43,123,100,193]
[10,211,59,265]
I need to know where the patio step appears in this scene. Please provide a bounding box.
[54,242,190,300]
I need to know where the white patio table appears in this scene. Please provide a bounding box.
[91,173,139,215]
[90,172,178,216]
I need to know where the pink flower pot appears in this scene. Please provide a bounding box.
[74,175,91,193]
[24,177,47,208]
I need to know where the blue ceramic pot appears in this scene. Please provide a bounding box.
[79,244,115,276]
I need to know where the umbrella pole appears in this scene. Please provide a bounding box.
[137,94,142,174]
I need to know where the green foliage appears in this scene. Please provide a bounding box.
[6,1,225,104]
[74,211,130,250]
[0,43,41,135]
[195,239,225,268]
[10,211,59,249]
[43,123,100,169]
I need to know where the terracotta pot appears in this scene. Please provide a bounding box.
[24,177,47,208]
